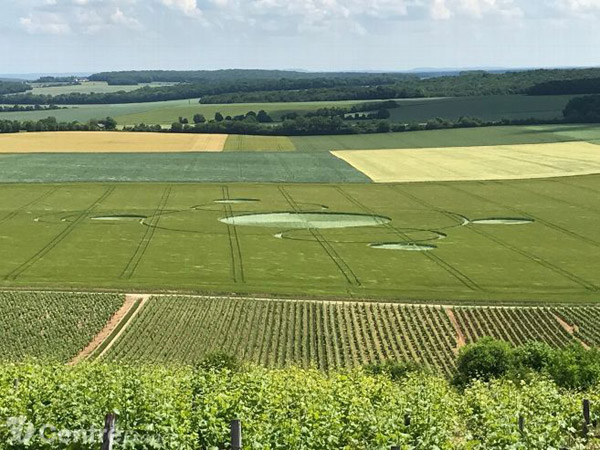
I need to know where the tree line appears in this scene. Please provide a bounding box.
[527,77,600,96]
[563,95,600,122]
[0,104,63,113]
[0,116,117,133]
[0,81,31,96]
[4,67,600,105]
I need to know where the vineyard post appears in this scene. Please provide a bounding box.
[13,378,19,390]
[583,399,591,438]
[518,415,524,434]
[391,446,400,450]
[404,413,411,427]
[231,419,242,450]
[101,413,117,450]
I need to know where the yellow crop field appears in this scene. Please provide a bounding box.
[0,132,228,153]
[332,142,600,183]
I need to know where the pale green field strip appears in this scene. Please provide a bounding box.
[1,179,599,302]
[223,135,296,152]
[0,152,369,183]
[333,142,600,183]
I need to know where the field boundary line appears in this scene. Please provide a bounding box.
[68,294,140,365]
[278,186,360,286]
[5,186,115,281]
[120,186,172,280]
[95,294,151,360]
[391,184,598,292]
[221,186,245,283]
[444,307,466,353]
[0,187,59,224]
[3,287,600,309]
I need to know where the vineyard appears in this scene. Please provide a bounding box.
[0,291,124,362]
[104,296,459,375]
[453,307,575,347]
[102,295,600,375]
[3,290,600,374]
[555,307,600,347]
[0,362,599,450]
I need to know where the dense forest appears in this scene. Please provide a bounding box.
[88,69,415,84]
[528,77,600,95]
[563,95,600,122]
[3,67,600,105]
[0,81,31,96]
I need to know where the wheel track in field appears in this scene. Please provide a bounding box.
[548,178,600,196]
[4,186,115,281]
[221,186,245,283]
[278,186,360,286]
[445,182,600,249]
[120,186,172,280]
[389,184,598,292]
[0,187,59,224]
[336,186,482,292]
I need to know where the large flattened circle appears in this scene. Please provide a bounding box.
[219,212,391,229]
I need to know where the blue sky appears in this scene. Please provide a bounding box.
[1,0,599,73]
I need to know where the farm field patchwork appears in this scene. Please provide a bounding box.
[0,95,582,128]
[0,131,228,153]
[291,125,600,152]
[332,142,600,183]
[0,178,599,302]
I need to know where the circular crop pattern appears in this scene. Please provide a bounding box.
[219,212,392,229]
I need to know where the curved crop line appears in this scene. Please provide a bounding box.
[339,186,482,292]
[426,183,598,292]
[5,186,115,281]
[0,186,59,224]
[278,186,361,286]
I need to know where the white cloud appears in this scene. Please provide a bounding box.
[431,0,453,19]
[18,0,142,34]
[556,0,600,16]
[442,0,523,19]
[19,13,70,34]
[160,0,203,18]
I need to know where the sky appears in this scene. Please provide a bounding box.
[1,0,599,74]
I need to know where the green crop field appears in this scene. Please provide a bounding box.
[0,291,123,362]
[0,152,369,183]
[382,95,574,123]
[26,81,174,96]
[223,135,295,152]
[289,124,600,152]
[1,177,599,302]
[0,95,578,129]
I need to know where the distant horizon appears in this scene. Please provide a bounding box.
[3,64,600,82]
